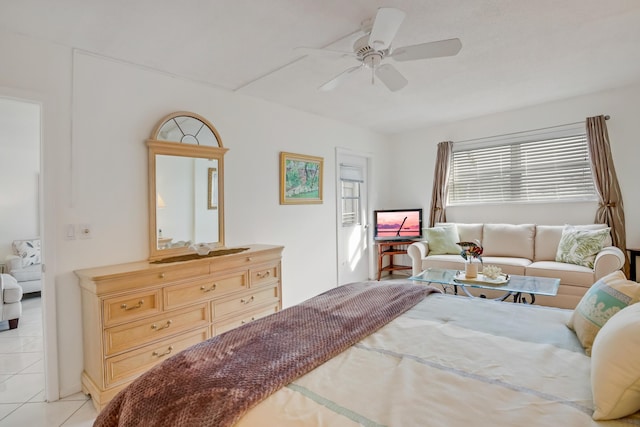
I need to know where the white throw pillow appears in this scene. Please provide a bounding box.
[591,303,640,420]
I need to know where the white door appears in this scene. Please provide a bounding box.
[336,151,370,285]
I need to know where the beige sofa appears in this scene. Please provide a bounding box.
[407,223,625,309]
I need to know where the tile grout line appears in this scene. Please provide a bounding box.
[58,399,93,427]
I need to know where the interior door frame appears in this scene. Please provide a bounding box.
[0,90,59,402]
[335,147,372,285]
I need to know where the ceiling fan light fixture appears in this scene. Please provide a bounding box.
[364,53,382,69]
[301,7,461,92]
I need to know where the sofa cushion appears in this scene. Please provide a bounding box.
[567,270,640,356]
[526,261,595,288]
[9,264,42,282]
[556,225,610,269]
[534,224,611,261]
[420,255,467,272]
[423,255,529,276]
[482,224,535,260]
[12,239,41,268]
[436,223,483,246]
[423,226,461,255]
[591,303,640,420]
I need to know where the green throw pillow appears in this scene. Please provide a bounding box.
[555,225,610,269]
[567,270,640,356]
[424,226,461,255]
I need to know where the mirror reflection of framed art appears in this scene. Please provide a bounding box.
[208,167,218,210]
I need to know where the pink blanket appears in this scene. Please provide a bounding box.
[94,280,439,426]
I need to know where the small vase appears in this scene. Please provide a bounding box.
[465,262,478,278]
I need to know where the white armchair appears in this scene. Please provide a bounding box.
[1,274,23,330]
[4,238,42,294]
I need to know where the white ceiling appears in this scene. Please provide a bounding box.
[3,0,640,134]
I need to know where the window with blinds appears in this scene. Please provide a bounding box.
[340,164,364,226]
[448,133,597,205]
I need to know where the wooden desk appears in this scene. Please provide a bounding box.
[628,248,640,282]
[376,240,412,280]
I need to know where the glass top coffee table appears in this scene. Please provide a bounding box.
[409,268,560,304]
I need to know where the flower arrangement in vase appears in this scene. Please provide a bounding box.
[457,240,483,278]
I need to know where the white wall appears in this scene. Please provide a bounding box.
[0,33,391,398]
[0,98,41,259]
[391,81,640,249]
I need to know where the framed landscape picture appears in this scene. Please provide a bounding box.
[280,152,323,205]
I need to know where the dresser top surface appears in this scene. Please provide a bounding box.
[75,244,283,282]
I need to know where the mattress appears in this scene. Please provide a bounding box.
[237,292,640,426]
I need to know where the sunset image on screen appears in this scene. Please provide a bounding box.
[376,211,421,237]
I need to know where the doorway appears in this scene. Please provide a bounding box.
[0,96,46,397]
[336,150,370,285]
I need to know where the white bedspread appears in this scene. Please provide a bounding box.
[237,293,640,426]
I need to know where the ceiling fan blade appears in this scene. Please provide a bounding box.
[375,64,408,92]
[390,38,462,62]
[368,7,406,51]
[294,47,356,58]
[319,66,362,91]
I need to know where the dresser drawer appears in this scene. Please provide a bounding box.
[105,327,208,387]
[104,304,210,356]
[213,304,279,336]
[163,271,248,309]
[250,263,280,287]
[96,263,210,295]
[103,290,162,327]
[213,285,279,319]
[210,249,280,272]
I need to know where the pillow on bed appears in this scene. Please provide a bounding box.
[423,226,461,255]
[568,270,640,356]
[591,303,640,420]
[555,225,610,269]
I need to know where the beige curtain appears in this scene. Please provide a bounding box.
[586,115,629,276]
[428,141,453,227]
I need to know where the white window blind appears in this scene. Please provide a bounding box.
[340,164,363,226]
[448,132,597,205]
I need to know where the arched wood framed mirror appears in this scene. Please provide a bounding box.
[147,111,228,261]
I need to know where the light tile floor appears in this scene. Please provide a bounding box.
[0,277,409,426]
[0,296,98,426]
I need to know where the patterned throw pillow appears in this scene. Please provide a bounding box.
[423,226,461,255]
[12,239,41,268]
[567,270,640,356]
[555,225,610,269]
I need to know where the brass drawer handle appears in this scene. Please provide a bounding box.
[241,317,256,324]
[151,320,172,331]
[256,271,271,278]
[152,346,173,358]
[200,283,217,292]
[246,257,252,262]
[120,300,144,311]
[240,296,255,304]
[159,272,166,279]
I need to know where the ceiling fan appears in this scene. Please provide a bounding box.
[297,7,462,92]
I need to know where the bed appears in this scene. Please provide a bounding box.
[93,280,640,426]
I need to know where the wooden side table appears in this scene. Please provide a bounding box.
[376,240,412,280]
[628,248,640,282]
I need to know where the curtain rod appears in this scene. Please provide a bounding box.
[454,115,610,145]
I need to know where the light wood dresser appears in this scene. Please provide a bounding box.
[75,244,283,410]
